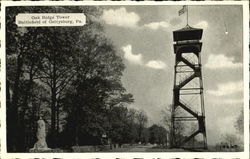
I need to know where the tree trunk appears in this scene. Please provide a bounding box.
[50,51,57,148]
[56,101,60,146]
[74,94,79,146]
[7,54,23,152]
[19,65,34,151]
[51,87,56,147]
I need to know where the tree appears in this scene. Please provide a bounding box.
[160,105,184,146]
[149,124,168,145]
[6,5,135,151]
[136,110,148,143]
[6,6,52,151]
[109,106,129,145]
[220,133,243,150]
[160,106,172,132]
[234,109,243,134]
[223,133,238,145]
[37,6,103,147]
[6,6,108,150]
[59,11,133,146]
[125,108,139,144]
[141,127,150,144]
[36,26,83,146]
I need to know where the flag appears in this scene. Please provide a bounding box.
[179,5,187,16]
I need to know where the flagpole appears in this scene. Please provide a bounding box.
[187,6,188,26]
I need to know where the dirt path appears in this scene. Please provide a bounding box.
[127,147,150,152]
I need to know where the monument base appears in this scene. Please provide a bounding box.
[29,148,64,153]
[29,148,51,153]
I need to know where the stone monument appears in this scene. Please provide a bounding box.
[30,116,51,152]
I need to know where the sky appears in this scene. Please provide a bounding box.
[99,5,244,145]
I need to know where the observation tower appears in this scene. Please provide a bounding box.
[170,24,207,149]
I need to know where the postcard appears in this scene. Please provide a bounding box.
[0,1,249,159]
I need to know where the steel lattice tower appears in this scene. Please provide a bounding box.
[170,25,207,149]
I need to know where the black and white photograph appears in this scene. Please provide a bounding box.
[1,1,249,158]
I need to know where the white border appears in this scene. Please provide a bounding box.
[1,1,249,159]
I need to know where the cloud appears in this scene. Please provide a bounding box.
[146,60,167,69]
[102,8,169,30]
[122,45,166,70]
[144,21,169,30]
[101,7,140,28]
[122,45,143,65]
[205,54,242,69]
[207,81,243,96]
[194,20,209,29]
